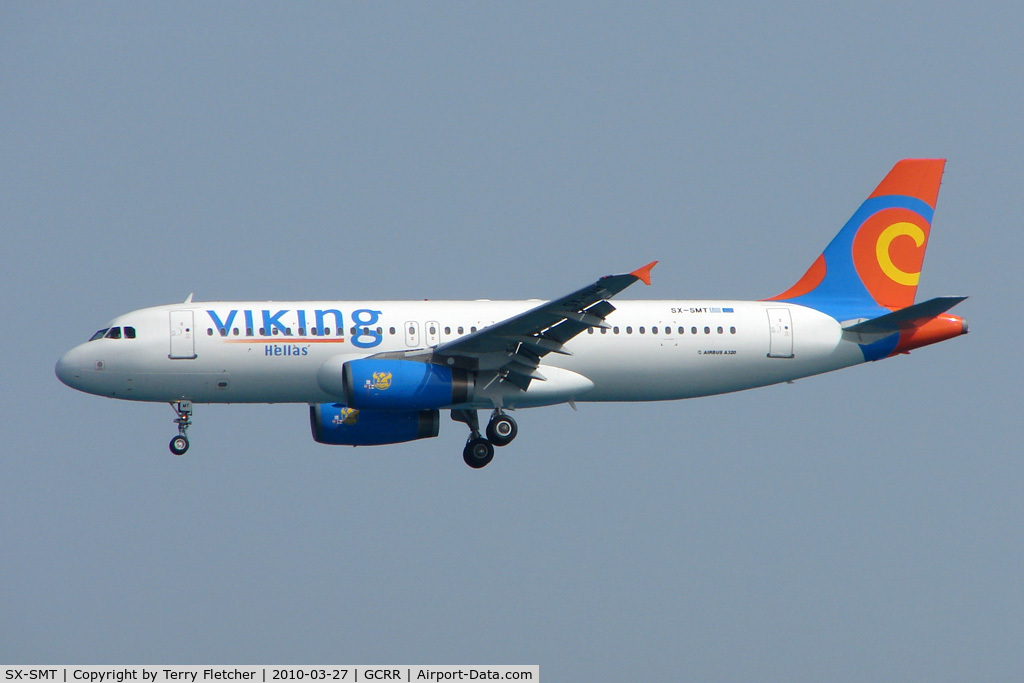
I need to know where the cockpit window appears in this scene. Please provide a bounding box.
[89,328,109,341]
[105,327,122,339]
[124,326,136,339]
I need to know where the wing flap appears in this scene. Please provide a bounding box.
[498,335,572,355]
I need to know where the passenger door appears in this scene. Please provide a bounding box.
[169,310,197,359]
[767,308,794,358]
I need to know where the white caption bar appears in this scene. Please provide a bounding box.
[1,667,538,683]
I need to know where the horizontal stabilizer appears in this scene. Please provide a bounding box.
[843,296,967,334]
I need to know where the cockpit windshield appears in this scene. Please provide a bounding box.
[88,326,136,341]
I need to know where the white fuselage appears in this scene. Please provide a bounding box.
[55,299,865,408]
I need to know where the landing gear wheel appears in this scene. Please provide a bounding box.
[463,437,494,468]
[486,414,518,447]
[169,400,193,456]
[169,435,190,456]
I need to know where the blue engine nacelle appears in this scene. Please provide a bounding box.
[310,403,439,446]
[342,359,473,411]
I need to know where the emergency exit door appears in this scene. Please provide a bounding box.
[404,321,420,347]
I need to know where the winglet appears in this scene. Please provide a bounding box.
[630,261,658,286]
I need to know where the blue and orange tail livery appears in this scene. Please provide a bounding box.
[771,159,966,360]
[770,159,946,321]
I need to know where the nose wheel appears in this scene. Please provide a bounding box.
[169,434,189,455]
[168,400,193,456]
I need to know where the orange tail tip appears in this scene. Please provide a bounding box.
[630,261,658,286]
[869,158,946,209]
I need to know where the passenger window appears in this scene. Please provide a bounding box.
[298,327,306,336]
[471,326,477,333]
[588,328,594,334]
[691,327,697,335]
[639,326,645,334]
[730,326,736,334]
[124,326,136,339]
[678,326,684,335]
[601,327,608,334]
[704,326,710,334]
[458,326,464,334]
[246,327,254,336]
[323,328,331,335]
[613,326,620,334]
[232,328,239,336]
[652,326,658,334]
[626,326,633,334]
[207,328,213,336]
[717,326,723,334]
[259,328,266,335]
[105,327,122,339]
[444,326,451,335]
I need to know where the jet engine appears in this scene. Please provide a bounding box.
[341,359,473,410]
[310,403,439,446]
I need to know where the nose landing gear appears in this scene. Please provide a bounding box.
[169,400,193,455]
[451,408,518,468]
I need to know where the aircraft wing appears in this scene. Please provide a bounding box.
[419,262,657,391]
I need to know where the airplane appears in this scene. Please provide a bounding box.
[55,159,967,468]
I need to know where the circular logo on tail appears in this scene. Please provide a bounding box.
[852,207,930,308]
[876,222,925,286]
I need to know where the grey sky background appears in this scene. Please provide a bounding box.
[2,3,1021,679]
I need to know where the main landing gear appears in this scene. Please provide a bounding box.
[452,408,518,468]
[169,400,193,455]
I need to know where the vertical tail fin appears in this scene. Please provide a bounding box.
[769,159,946,321]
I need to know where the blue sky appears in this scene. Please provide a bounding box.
[3,3,1022,680]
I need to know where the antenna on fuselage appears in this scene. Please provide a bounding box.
[183,293,194,303]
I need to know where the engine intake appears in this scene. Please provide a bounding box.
[342,359,473,410]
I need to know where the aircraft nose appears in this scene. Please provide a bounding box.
[55,348,83,388]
